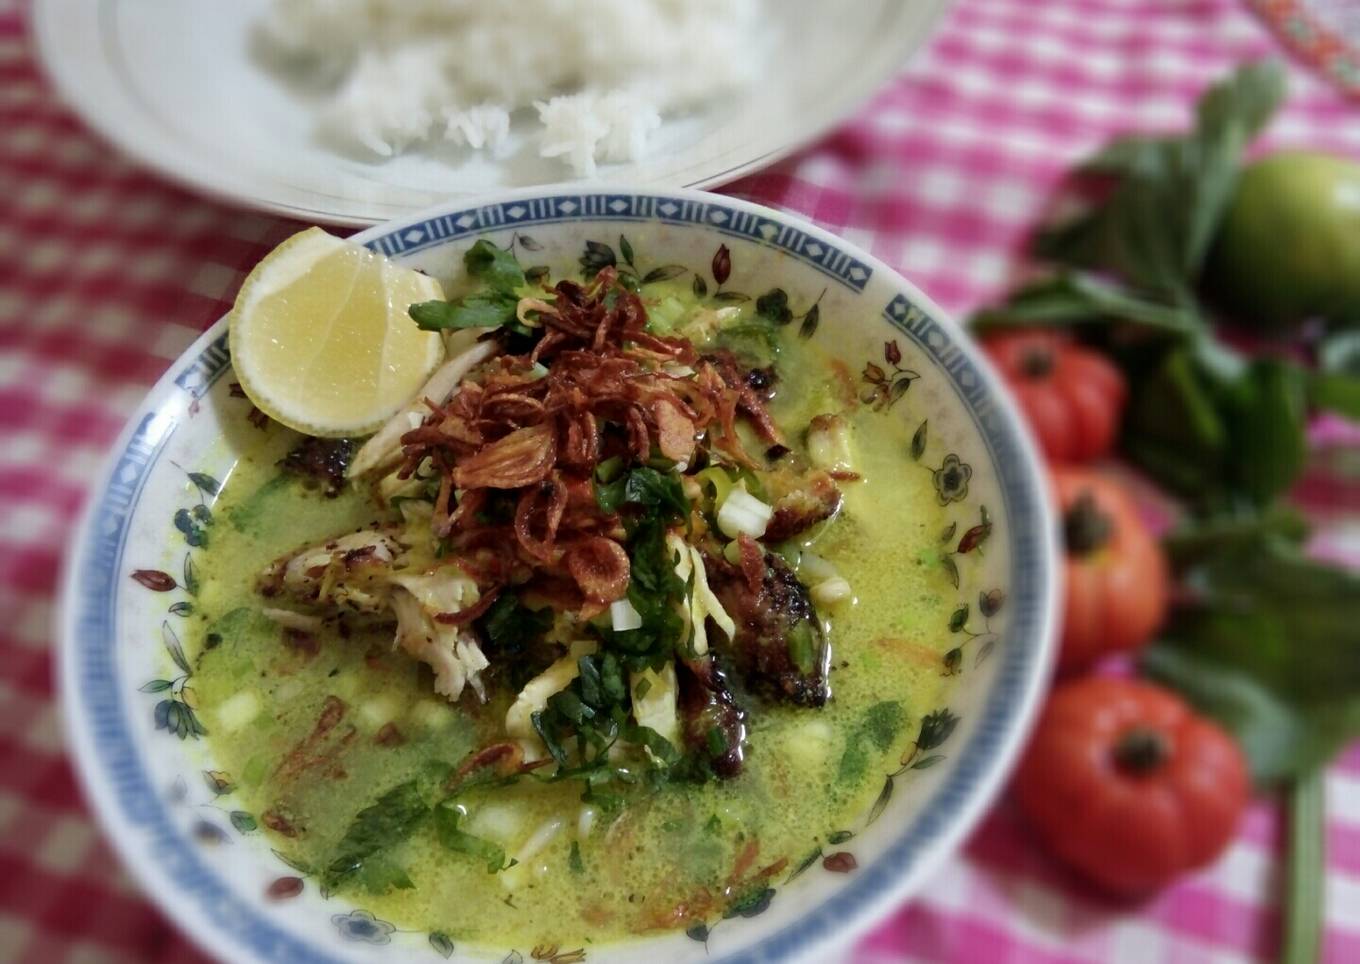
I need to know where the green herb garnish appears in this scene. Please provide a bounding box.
[862,701,906,752]
[433,803,515,873]
[322,780,429,893]
[410,240,531,334]
[410,292,519,332]
[476,592,552,658]
[463,238,526,293]
[594,465,688,518]
[1282,771,1324,964]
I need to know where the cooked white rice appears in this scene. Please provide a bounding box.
[256,0,766,176]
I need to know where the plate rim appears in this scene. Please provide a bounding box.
[32,0,956,226]
[58,185,1059,964]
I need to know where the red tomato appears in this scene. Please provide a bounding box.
[982,331,1126,463]
[1054,467,1168,673]
[1015,677,1249,895]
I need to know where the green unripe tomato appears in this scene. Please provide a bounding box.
[1206,151,1360,330]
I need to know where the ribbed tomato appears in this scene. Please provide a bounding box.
[1015,677,1249,895]
[982,331,1126,462]
[1054,467,1168,673]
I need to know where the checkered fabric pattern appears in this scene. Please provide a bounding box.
[2,0,1357,961]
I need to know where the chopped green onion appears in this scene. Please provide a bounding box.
[797,552,838,582]
[695,466,735,510]
[610,597,643,632]
[595,456,625,483]
[811,576,853,606]
[217,690,261,733]
[716,487,773,540]
[787,621,816,675]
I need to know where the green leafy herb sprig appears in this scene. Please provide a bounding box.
[974,61,1359,516]
[408,239,533,334]
[321,770,443,894]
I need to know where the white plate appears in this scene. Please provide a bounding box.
[34,0,953,226]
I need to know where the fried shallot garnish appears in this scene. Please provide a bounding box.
[395,269,780,616]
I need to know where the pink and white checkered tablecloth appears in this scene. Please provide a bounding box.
[3,0,1359,961]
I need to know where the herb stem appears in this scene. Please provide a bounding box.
[1281,769,1324,964]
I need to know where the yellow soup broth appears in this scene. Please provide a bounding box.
[193,313,958,948]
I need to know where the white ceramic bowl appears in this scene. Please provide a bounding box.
[60,188,1059,964]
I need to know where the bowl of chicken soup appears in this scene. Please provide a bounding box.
[61,187,1059,964]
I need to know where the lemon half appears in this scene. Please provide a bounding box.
[228,227,446,437]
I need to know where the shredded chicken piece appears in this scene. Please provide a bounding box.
[257,526,405,613]
[763,471,843,542]
[257,532,493,702]
[391,586,491,702]
[631,662,681,749]
[349,339,501,479]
